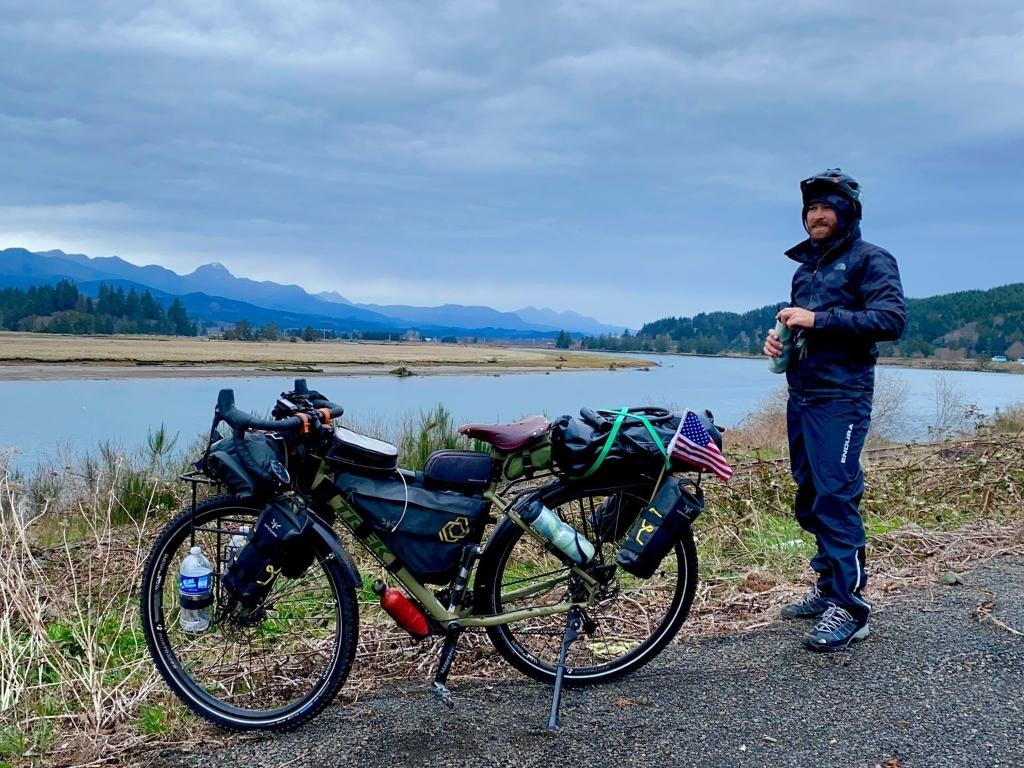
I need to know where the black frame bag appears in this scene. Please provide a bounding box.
[616,479,704,578]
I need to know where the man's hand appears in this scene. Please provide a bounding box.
[763,328,782,358]
[777,307,816,329]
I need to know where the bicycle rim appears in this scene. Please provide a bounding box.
[141,497,356,729]
[481,483,697,684]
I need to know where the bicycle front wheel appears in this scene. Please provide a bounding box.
[475,481,698,686]
[140,495,358,731]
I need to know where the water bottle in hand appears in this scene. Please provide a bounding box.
[768,320,792,374]
[179,546,213,633]
[521,499,596,565]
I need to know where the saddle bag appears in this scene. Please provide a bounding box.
[615,479,704,579]
[221,495,317,607]
[334,471,490,584]
[500,436,553,481]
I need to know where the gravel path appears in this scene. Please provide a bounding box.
[152,556,1024,768]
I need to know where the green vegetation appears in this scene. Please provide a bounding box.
[0,280,197,336]
[581,283,1024,360]
[2,396,1021,766]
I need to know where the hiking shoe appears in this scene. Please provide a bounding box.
[781,584,831,620]
[803,605,870,652]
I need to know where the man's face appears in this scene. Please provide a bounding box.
[805,202,838,240]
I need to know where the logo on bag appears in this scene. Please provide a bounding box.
[439,516,471,543]
[636,517,657,545]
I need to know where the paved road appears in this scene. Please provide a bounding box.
[153,556,1024,768]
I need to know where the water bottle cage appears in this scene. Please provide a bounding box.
[180,592,214,610]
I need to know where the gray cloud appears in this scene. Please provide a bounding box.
[0,0,1021,326]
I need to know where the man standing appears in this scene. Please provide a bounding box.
[764,169,906,651]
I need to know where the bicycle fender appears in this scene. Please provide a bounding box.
[310,518,362,589]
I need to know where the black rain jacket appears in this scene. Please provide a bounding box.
[785,222,906,395]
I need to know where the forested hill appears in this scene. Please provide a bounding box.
[0,280,198,335]
[580,283,1024,360]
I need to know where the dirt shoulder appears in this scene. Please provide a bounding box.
[151,555,1024,768]
[0,333,651,380]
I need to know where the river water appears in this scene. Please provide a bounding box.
[3,355,1023,469]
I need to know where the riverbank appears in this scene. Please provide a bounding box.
[608,349,1024,374]
[0,332,651,380]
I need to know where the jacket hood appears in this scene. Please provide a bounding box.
[786,221,862,265]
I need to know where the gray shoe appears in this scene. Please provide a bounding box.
[803,605,870,652]
[781,584,831,620]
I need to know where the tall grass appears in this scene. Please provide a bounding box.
[2,398,1022,766]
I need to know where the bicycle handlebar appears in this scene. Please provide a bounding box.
[216,389,343,433]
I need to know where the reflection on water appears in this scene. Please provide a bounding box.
[3,355,1023,469]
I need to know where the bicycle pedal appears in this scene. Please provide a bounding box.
[432,682,455,709]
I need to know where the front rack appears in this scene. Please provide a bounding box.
[180,470,221,547]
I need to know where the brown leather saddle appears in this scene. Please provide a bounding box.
[458,415,550,451]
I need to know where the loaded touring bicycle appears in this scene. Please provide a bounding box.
[141,379,728,730]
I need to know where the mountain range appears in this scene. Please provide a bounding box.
[0,248,623,337]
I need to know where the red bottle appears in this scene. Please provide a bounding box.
[373,580,429,639]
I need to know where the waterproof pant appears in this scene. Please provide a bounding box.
[787,391,872,622]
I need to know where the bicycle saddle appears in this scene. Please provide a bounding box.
[458,415,550,451]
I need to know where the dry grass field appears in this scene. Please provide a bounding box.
[0,332,646,375]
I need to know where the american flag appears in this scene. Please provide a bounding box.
[668,410,733,482]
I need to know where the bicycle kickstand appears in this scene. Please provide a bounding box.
[547,606,583,730]
[431,623,461,709]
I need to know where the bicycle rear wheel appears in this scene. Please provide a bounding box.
[140,495,358,730]
[475,481,697,685]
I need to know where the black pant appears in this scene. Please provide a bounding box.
[787,391,872,622]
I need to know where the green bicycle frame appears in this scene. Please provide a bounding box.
[308,454,604,630]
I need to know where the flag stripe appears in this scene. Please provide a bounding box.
[667,409,733,482]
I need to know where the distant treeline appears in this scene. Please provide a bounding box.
[0,280,198,336]
[580,283,1024,360]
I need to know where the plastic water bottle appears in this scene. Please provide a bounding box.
[179,546,213,633]
[768,320,792,374]
[223,526,250,570]
[521,499,596,565]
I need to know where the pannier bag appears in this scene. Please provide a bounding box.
[325,426,399,475]
[550,407,722,480]
[500,436,553,481]
[589,490,648,543]
[203,432,290,498]
[423,450,493,494]
[334,471,491,584]
[222,495,317,607]
[615,479,705,578]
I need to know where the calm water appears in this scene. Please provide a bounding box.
[3,355,1023,469]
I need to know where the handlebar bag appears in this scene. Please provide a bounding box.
[615,479,704,579]
[203,432,290,498]
[222,495,317,607]
[334,471,490,584]
[325,426,399,476]
[423,450,493,494]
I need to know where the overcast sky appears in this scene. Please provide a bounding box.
[1,1,1022,328]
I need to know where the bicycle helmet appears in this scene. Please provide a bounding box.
[800,168,862,220]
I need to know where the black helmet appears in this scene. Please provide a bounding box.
[800,168,862,219]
